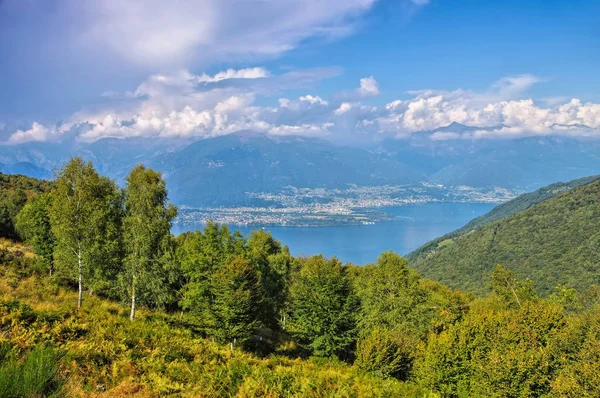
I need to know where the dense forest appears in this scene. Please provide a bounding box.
[1,159,600,397]
[407,174,600,261]
[411,177,600,296]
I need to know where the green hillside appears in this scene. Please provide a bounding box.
[410,178,600,296]
[408,174,600,261]
[0,173,52,240]
[2,160,600,396]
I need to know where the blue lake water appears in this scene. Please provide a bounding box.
[172,202,496,265]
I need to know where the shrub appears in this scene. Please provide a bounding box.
[355,327,417,380]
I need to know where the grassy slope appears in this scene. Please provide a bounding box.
[0,240,424,398]
[409,179,600,296]
[407,174,600,262]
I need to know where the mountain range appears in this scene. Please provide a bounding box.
[2,123,600,206]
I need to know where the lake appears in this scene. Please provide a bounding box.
[172,202,496,265]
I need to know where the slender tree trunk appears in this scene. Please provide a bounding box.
[130,274,136,321]
[77,249,83,309]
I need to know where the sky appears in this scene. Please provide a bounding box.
[0,0,599,145]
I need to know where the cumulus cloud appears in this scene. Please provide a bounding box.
[299,95,329,106]
[335,103,353,115]
[7,123,58,145]
[358,76,381,97]
[337,76,382,101]
[6,72,600,144]
[378,92,600,139]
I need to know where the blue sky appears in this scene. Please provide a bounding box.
[0,0,599,144]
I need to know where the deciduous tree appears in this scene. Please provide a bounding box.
[122,165,177,320]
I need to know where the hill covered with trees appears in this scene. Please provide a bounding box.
[408,174,600,261]
[410,177,600,296]
[1,162,600,396]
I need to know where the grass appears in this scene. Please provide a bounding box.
[0,250,429,397]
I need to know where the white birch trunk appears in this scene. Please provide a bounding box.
[77,249,83,309]
[130,274,136,321]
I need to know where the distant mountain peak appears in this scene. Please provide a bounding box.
[431,122,507,134]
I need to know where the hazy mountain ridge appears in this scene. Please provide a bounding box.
[1,124,600,206]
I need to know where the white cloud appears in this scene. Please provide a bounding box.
[268,123,334,137]
[299,95,329,106]
[358,76,380,97]
[50,0,378,68]
[337,76,382,101]
[7,123,57,145]
[335,102,353,115]
[197,67,270,83]
[7,73,600,144]
[489,74,544,101]
[378,92,600,139]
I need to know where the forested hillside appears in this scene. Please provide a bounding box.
[411,178,600,295]
[408,174,600,261]
[0,173,51,241]
[1,163,600,396]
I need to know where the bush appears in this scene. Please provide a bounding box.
[355,327,417,380]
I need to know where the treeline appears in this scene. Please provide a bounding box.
[407,174,600,262]
[5,159,600,396]
[11,158,465,355]
[0,173,51,240]
[410,178,600,296]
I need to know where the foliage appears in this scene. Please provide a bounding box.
[355,327,417,380]
[178,222,246,329]
[246,229,293,329]
[0,173,51,241]
[122,165,177,319]
[15,193,55,273]
[208,256,261,347]
[0,345,64,398]
[3,165,600,396]
[49,158,123,306]
[288,255,359,358]
[0,269,420,397]
[415,299,569,397]
[408,174,599,261]
[410,179,600,296]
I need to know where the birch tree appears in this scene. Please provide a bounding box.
[123,165,177,321]
[49,157,120,309]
